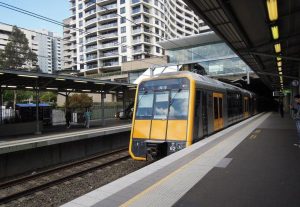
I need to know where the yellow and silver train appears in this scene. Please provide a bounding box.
[129,71,257,160]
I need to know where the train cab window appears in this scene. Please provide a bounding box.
[135,92,154,119]
[169,90,189,119]
[214,97,218,119]
[153,91,169,120]
[219,98,223,118]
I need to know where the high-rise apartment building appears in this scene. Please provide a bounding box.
[63,0,210,73]
[0,22,62,73]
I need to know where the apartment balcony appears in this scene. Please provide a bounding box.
[85,17,98,26]
[97,4,117,13]
[98,42,119,49]
[85,9,96,18]
[72,52,77,58]
[132,28,142,34]
[133,49,151,54]
[98,22,118,31]
[96,0,116,5]
[100,32,118,40]
[86,27,98,34]
[86,36,98,44]
[87,64,98,70]
[100,61,119,67]
[86,55,98,62]
[98,13,118,22]
[86,1,96,8]
[86,45,98,52]
[99,51,119,59]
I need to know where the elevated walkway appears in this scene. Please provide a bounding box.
[62,112,300,207]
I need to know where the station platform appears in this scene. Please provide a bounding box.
[62,112,300,207]
[0,119,131,155]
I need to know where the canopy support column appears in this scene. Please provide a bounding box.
[101,92,105,127]
[35,80,41,135]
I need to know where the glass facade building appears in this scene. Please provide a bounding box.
[159,33,251,76]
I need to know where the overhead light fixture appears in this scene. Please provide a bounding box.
[18,74,38,78]
[279,71,282,75]
[276,57,282,61]
[46,87,58,90]
[0,72,3,75]
[277,61,282,67]
[274,43,281,53]
[271,25,279,40]
[56,78,65,81]
[94,82,105,85]
[25,87,33,89]
[7,85,17,88]
[278,66,282,71]
[82,89,91,92]
[75,80,87,83]
[66,89,73,91]
[266,0,278,21]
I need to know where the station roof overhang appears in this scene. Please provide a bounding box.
[0,69,136,94]
[183,0,300,90]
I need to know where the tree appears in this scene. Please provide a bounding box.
[66,94,93,109]
[3,90,33,103]
[0,26,37,69]
[40,92,57,103]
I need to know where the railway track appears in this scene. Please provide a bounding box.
[0,148,130,204]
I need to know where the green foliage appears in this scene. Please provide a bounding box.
[3,90,33,103]
[66,93,93,109]
[0,26,37,69]
[40,92,57,103]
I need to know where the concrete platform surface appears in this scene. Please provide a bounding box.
[0,123,131,155]
[61,112,285,207]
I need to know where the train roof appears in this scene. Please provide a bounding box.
[145,71,255,96]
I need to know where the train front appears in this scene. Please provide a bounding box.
[129,76,195,160]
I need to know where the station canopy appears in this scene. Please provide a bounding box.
[0,69,135,93]
[184,0,300,90]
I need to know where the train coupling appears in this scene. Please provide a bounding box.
[145,140,168,160]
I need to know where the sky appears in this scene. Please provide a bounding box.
[0,0,70,36]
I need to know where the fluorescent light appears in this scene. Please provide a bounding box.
[279,71,282,75]
[7,85,17,88]
[46,87,58,90]
[274,43,281,53]
[75,80,87,83]
[277,61,282,67]
[109,91,116,94]
[18,74,38,78]
[278,66,282,71]
[82,90,91,92]
[271,25,279,40]
[276,57,282,61]
[94,82,105,85]
[266,0,278,21]
[56,78,65,81]
[0,72,3,75]
[25,87,33,89]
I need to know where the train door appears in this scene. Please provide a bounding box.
[244,97,249,118]
[202,91,208,136]
[213,93,224,131]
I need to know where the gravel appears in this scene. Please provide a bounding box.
[6,159,149,207]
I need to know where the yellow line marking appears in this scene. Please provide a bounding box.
[249,135,257,140]
[119,148,211,207]
[254,129,261,134]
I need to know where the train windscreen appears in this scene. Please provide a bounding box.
[135,78,190,120]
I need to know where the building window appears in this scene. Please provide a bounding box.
[122,56,127,62]
[120,0,125,4]
[121,46,127,52]
[78,3,83,9]
[121,17,126,23]
[121,26,126,33]
[79,12,83,18]
[121,36,126,43]
[156,46,160,53]
[120,7,126,14]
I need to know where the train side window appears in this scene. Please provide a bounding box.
[214,97,218,119]
[219,98,223,118]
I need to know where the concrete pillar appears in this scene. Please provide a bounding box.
[35,82,41,135]
[0,89,2,125]
[101,92,105,127]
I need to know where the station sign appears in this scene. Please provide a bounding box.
[273,91,284,97]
